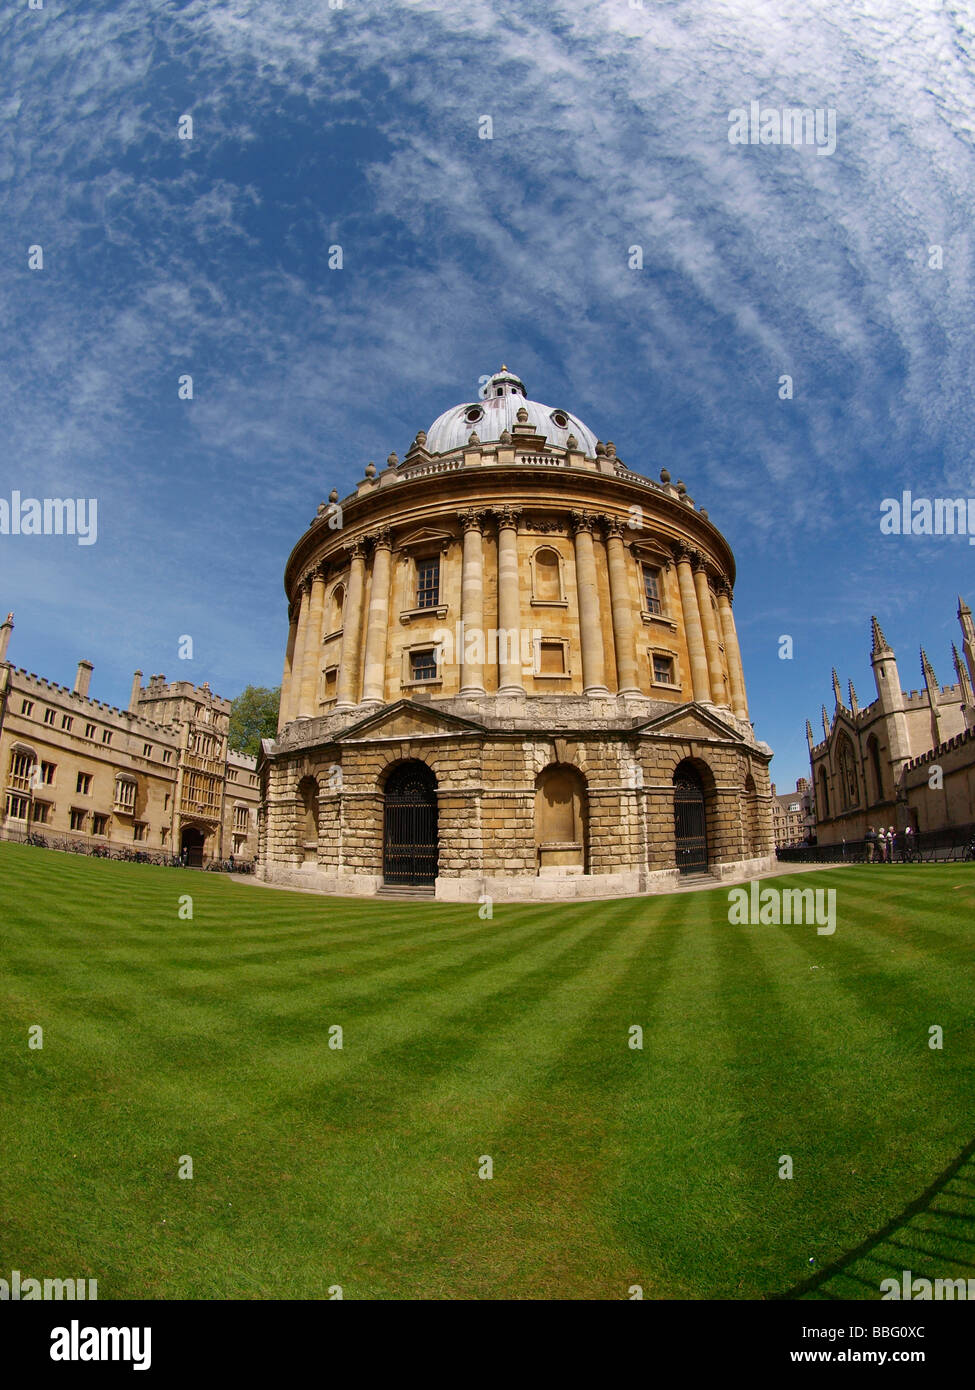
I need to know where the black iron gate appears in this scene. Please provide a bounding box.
[383,762,438,885]
[674,775,708,873]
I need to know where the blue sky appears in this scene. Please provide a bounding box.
[2,0,974,790]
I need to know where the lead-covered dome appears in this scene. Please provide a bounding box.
[424,367,599,457]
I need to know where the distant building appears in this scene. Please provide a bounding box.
[770,777,811,847]
[807,600,975,844]
[0,613,259,864]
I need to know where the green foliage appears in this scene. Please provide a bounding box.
[228,684,280,757]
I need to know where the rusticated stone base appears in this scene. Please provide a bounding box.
[258,694,775,901]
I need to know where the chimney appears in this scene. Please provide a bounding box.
[74,659,93,698]
[129,669,144,712]
[0,612,13,663]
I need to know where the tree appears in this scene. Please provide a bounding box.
[228,686,280,758]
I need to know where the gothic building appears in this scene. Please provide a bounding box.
[807,600,975,843]
[258,368,775,899]
[0,614,259,864]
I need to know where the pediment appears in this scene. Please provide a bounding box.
[333,699,486,743]
[634,702,745,743]
[396,526,456,555]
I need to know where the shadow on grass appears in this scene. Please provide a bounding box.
[774,1136,975,1300]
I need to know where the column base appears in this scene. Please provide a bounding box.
[459,685,487,698]
[496,685,526,698]
[583,685,611,697]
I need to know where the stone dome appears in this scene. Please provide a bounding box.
[424,367,599,456]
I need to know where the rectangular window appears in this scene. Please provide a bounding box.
[416,556,440,609]
[9,752,34,790]
[410,648,438,682]
[32,801,50,825]
[160,827,168,845]
[162,750,172,764]
[538,640,567,676]
[233,834,246,855]
[133,823,146,842]
[5,792,30,820]
[643,566,662,615]
[92,814,109,836]
[234,806,249,832]
[69,808,86,831]
[114,779,136,813]
[40,761,56,785]
[652,654,675,685]
[101,730,112,745]
[43,708,56,726]
[20,699,34,716]
[61,714,73,731]
[85,723,96,739]
[143,743,152,757]
[76,771,92,795]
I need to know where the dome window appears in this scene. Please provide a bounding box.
[551,411,569,429]
[466,406,483,423]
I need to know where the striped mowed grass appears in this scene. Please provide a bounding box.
[1,840,973,1300]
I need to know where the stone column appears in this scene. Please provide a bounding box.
[693,554,727,706]
[494,507,524,696]
[603,518,641,696]
[285,577,312,723]
[716,580,749,719]
[674,544,712,702]
[571,511,609,696]
[361,527,392,705]
[277,604,299,732]
[458,510,486,696]
[336,540,367,708]
[296,567,327,718]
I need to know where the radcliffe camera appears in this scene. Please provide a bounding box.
[1,0,972,1365]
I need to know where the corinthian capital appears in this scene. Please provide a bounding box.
[570,509,598,535]
[492,506,522,530]
[671,540,694,566]
[458,509,486,534]
[369,525,392,551]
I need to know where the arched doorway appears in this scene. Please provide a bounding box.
[673,762,708,873]
[534,764,588,873]
[383,761,438,886]
[180,825,205,867]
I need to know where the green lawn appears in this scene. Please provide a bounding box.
[1,840,973,1300]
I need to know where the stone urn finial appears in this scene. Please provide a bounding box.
[660,468,671,484]
[468,430,480,446]
[595,439,606,456]
[605,441,616,458]
[500,429,512,444]
[566,434,578,450]
[329,487,339,503]
[365,461,376,479]
[676,479,687,495]
[516,406,528,424]
[387,451,398,468]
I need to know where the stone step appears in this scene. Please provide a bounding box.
[376,884,436,900]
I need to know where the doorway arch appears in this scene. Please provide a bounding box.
[673,761,708,873]
[180,825,206,867]
[382,760,438,886]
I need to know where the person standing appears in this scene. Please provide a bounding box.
[865,826,877,863]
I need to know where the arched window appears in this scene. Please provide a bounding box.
[818,766,831,820]
[297,775,319,857]
[531,546,564,604]
[836,735,859,811]
[328,584,345,634]
[867,734,885,803]
[534,764,588,872]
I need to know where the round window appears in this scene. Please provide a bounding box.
[552,411,569,428]
[466,406,483,423]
